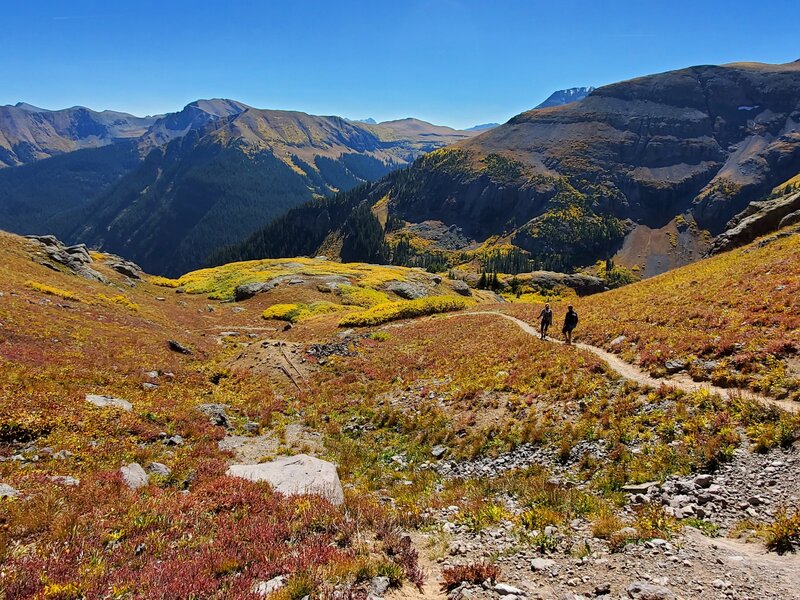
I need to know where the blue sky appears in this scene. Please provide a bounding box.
[2,0,797,129]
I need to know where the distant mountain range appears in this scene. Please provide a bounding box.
[0,99,480,274]
[222,61,800,277]
[0,102,158,167]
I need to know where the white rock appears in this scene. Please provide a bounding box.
[495,582,525,595]
[252,575,286,597]
[0,483,19,498]
[371,576,390,596]
[227,454,345,506]
[86,394,132,411]
[120,463,149,489]
[531,557,556,571]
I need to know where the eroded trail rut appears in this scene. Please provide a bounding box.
[446,311,799,414]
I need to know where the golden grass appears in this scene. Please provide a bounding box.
[25,280,80,301]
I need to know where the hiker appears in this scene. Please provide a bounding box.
[538,303,553,339]
[562,305,579,345]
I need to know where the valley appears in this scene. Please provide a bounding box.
[1,218,799,599]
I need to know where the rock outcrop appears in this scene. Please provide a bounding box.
[26,235,108,283]
[227,454,345,506]
[711,191,800,253]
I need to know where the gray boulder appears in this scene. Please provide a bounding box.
[450,279,472,296]
[626,582,675,600]
[227,454,345,506]
[107,261,143,280]
[86,394,132,411]
[386,281,428,300]
[779,209,800,229]
[148,462,171,477]
[120,463,149,489]
[196,403,230,427]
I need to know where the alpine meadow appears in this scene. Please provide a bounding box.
[2,2,800,599]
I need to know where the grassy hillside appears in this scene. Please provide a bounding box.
[504,225,800,402]
[3,228,799,597]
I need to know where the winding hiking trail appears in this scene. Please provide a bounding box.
[444,310,800,414]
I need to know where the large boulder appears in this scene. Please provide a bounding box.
[386,281,428,300]
[711,191,800,254]
[227,454,345,506]
[450,279,472,296]
[120,463,149,489]
[86,394,132,411]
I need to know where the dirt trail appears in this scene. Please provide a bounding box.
[449,311,800,414]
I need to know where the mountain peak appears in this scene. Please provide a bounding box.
[534,86,595,109]
[13,102,49,112]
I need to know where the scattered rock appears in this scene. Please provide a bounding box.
[167,340,192,355]
[431,445,448,459]
[227,454,345,506]
[86,394,132,411]
[142,382,158,391]
[120,463,149,489]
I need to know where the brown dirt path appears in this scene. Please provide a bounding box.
[445,311,800,414]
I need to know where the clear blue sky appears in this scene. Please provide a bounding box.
[2,0,797,129]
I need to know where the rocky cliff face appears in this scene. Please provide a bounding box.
[237,61,800,275]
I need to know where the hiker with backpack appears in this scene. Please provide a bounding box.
[538,303,553,340]
[562,305,579,345]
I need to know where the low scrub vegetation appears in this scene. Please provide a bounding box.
[262,301,348,323]
[441,562,501,590]
[24,280,79,301]
[339,296,468,327]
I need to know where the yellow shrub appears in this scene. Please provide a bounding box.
[262,301,348,323]
[25,281,80,301]
[339,296,468,327]
[338,285,390,308]
[148,275,181,288]
[97,294,139,311]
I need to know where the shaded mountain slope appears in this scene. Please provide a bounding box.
[66,110,476,275]
[225,61,800,276]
